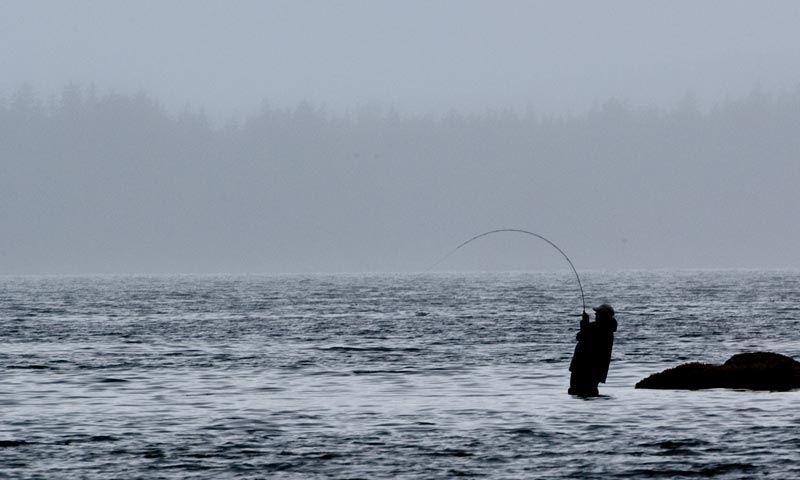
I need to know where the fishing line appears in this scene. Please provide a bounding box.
[426,229,586,312]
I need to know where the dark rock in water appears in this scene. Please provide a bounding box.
[635,352,800,391]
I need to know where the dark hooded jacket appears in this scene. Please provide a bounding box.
[569,315,617,383]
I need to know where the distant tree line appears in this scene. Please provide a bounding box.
[2,84,799,273]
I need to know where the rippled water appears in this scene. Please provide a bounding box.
[1,271,799,479]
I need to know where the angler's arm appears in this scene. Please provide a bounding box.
[576,311,591,340]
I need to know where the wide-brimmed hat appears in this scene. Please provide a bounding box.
[593,303,615,317]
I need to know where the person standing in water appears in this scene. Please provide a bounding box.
[568,304,617,396]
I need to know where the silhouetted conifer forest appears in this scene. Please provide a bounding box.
[2,84,799,273]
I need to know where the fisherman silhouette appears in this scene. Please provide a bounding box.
[568,304,617,396]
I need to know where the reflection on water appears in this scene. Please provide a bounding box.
[1,271,799,478]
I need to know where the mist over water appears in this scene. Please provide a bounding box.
[3,1,800,274]
[2,87,799,274]
[3,2,800,477]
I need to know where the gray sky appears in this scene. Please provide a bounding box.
[3,0,800,117]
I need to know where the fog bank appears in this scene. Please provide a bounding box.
[2,86,798,273]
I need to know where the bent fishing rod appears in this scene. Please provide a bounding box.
[426,229,586,313]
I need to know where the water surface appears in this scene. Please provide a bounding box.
[1,271,799,478]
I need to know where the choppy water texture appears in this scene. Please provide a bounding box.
[1,271,799,479]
